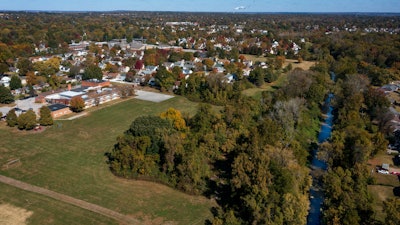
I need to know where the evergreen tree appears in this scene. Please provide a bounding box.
[0,85,14,104]
[38,106,53,126]
[9,75,22,90]
[82,64,102,80]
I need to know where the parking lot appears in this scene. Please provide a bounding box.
[0,97,45,116]
[134,90,174,103]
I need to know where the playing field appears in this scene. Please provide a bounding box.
[0,96,214,224]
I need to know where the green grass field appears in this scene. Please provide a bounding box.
[0,96,214,224]
[0,183,117,225]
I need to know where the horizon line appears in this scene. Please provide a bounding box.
[1,10,399,15]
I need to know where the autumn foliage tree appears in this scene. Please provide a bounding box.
[69,96,85,112]
[17,109,37,130]
[160,108,187,132]
[38,106,53,126]
[6,109,18,127]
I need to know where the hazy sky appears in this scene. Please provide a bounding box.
[2,0,400,13]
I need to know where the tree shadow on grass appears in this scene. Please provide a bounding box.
[392,155,400,166]
[393,186,400,197]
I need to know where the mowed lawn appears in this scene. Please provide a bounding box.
[0,96,215,224]
[0,183,117,225]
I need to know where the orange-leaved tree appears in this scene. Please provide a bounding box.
[69,96,85,112]
[160,108,187,132]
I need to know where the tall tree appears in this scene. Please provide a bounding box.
[16,57,33,76]
[38,106,53,126]
[384,198,400,225]
[0,85,14,104]
[160,108,187,132]
[17,109,37,130]
[69,96,85,112]
[82,64,102,80]
[6,109,18,127]
[9,75,22,90]
[26,71,38,86]
[155,66,176,92]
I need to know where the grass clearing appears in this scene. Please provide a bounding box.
[368,185,395,222]
[242,69,288,100]
[284,59,316,71]
[0,96,214,224]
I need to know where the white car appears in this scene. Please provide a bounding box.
[378,170,389,174]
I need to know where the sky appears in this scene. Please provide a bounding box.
[1,0,400,13]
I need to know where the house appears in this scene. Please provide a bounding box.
[0,76,10,87]
[380,84,399,94]
[48,103,72,118]
[223,74,236,84]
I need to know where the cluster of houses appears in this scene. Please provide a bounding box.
[378,82,400,154]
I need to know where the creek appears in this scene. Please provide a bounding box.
[307,73,335,225]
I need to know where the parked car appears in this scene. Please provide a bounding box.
[378,170,389,174]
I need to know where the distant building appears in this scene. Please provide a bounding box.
[81,80,110,88]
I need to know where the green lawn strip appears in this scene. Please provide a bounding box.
[0,96,213,224]
[0,182,117,225]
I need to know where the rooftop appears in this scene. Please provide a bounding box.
[48,103,69,112]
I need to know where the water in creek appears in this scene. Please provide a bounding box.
[307,73,335,225]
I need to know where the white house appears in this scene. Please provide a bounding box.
[0,76,11,87]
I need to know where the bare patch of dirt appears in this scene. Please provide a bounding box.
[0,203,33,225]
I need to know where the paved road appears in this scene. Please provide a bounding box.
[0,175,140,225]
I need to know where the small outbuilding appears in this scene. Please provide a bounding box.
[382,163,390,171]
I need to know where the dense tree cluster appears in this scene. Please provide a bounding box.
[108,66,330,223]
[317,72,391,224]
[5,107,53,130]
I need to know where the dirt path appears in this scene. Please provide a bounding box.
[0,175,140,225]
